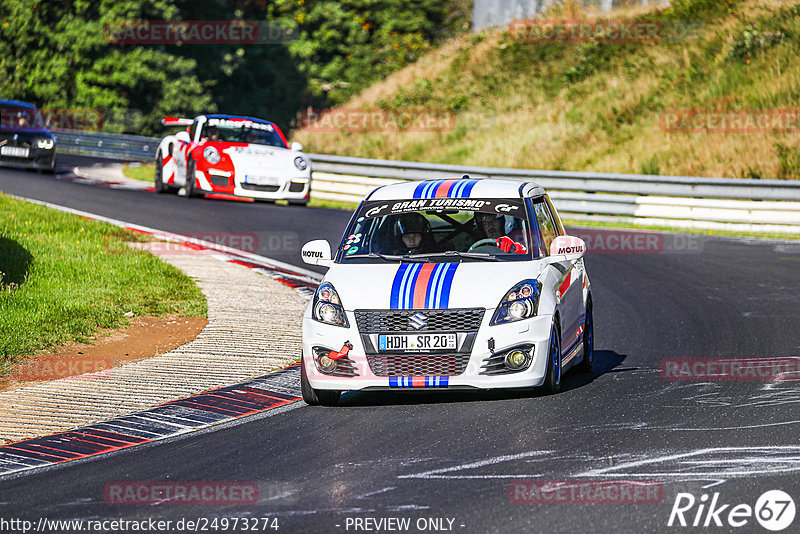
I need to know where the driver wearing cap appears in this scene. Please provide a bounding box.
[474,212,528,254]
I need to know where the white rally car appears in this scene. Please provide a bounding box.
[155,114,311,203]
[300,177,593,405]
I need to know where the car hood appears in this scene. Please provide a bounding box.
[324,261,545,311]
[221,143,299,171]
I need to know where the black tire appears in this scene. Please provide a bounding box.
[540,322,562,395]
[300,358,341,406]
[185,158,198,198]
[154,152,167,193]
[44,154,56,174]
[288,198,309,206]
[576,302,594,374]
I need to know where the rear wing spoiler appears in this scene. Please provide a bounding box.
[161,117,193,126]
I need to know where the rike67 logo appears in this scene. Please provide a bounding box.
[668,490,796,531]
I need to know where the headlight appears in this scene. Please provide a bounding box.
[37,138,54,149]
[294,156,308,171]
[312,282,349,327]
[491,279,541,326]
[203,146,221,164]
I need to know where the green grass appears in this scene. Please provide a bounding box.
[0,194,207,374]
[296,0,800,180]
[121,163,155,183]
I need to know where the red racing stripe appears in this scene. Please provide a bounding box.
[412,263,436,309]
[434,179,457,198]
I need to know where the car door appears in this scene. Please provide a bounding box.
[532,196,582,354]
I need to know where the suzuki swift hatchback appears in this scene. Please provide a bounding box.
[300,177,592,405]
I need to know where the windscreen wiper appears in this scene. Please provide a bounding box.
[407,251,501,261]
[346,253,430,263]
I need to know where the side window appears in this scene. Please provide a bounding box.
[189,121,198,141]
[545,195,565,236]
[533,198,558,254]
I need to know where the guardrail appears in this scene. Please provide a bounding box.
[58,130,800,234]
[55,129,156,161]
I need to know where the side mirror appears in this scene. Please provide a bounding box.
[290,141,304,152]
[301,239,333,268]
[549,235,586,262]
[175,131,191,143]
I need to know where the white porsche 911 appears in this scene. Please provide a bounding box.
[300,177,593,405]
[155,114,311,204]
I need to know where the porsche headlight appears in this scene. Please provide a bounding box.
[294,156,308,171]
[203,146,221,164]
[312,282,349,327]
[491,279,541,326]
[37,138,54,149]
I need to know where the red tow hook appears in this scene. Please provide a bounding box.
[327,341,353,361]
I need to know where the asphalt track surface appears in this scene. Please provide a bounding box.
[2,155,800,533]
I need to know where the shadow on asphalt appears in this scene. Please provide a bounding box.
[337,349,630,407]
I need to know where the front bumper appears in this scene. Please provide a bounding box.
[193,169,310,200]
[0,148,56,169]
[302,309,554,391]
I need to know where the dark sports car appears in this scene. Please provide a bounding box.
[0,100,57,173]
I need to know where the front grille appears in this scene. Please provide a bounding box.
[241,183,280,192]
[355,308,484,333]
[288,181,305,192]
[368,353,470,377]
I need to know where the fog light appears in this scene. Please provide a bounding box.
[504,349,529,371]
[319,354,336,373]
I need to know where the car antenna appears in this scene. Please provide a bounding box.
[461,174,470,179]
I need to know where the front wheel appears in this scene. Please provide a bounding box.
[185,158,198,198]
[540,323,562,395]
[154,152,167,193]
[300,358,341,406]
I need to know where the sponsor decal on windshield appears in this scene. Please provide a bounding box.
[359,198,525,218]
[207,118,274,131]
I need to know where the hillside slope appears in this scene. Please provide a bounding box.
[295,0,800,179]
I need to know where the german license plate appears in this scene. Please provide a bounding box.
[378,333,457,351]
[1,146,29,158]
[245,174,280,186]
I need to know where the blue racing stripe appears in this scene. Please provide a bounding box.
[413,182,428,199]
[450,179,465,198]
[425,263,445,309]
[401,263,421,309]
[461,179,478,197]
[438,264,459,308]
[422,180,442,199]
[390,264,411,309]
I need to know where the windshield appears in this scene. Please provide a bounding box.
[339,197,538,262]
[0,106,45,130]
[200,118,286,148]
